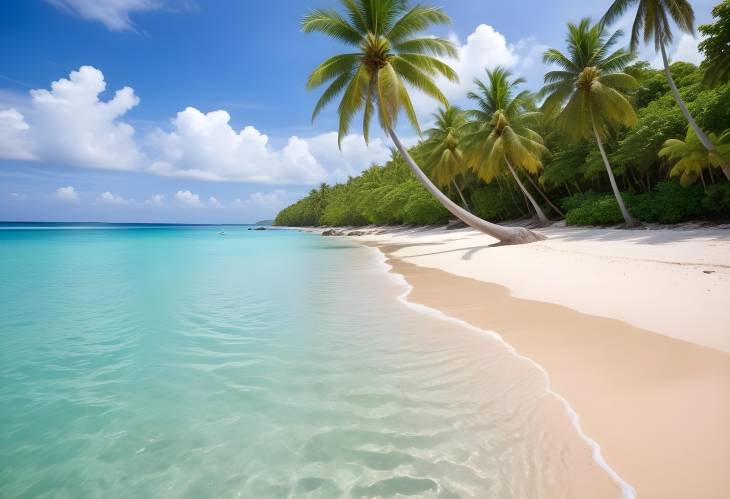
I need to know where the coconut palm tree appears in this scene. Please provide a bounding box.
[541,19,639,226]
[603,0,730,181]
[462,67,551,225]
[301,0,544,244]
[421,106,471,209]
[660,128,730,186]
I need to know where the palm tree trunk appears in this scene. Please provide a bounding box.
[589,110,638,227]
[387,128,545,244]
[524,173,565,218]
[660,41,730,181]
[505,158,550,225]
[452,179,470,210]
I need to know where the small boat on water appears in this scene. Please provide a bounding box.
[218,230,226,236]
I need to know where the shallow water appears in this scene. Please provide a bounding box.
[0,224,621,498]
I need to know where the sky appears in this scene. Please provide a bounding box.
[0,0,718,223]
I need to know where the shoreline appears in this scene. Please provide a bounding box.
[367,244,635,498]
[321,225,730,499]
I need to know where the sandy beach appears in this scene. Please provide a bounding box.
[331,224,730,499]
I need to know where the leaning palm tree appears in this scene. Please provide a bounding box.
[421,106,471,209]
[603,0,730,181]
[659,128,730,186]
[301,0,544,244]
[463,67,551,226]
[541,19,639,226]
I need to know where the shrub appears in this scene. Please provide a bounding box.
[564,194,625,225]
[631,182,705,223]
[703,182,730,216]
[402,189,449,224]
[470,184,525,221]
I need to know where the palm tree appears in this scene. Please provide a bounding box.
[603,0,730,181]
[660,128,730,186]
[421,106,471,209]
[541,19,639,226]
[462,67,551,226]
[301,0,544,244]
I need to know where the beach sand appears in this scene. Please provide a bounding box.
[341,225,730,499]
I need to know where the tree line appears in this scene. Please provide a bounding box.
[276,0,730,240]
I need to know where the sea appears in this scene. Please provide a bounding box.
[0,223,628,498]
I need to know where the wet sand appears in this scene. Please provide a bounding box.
[376,246,730,499]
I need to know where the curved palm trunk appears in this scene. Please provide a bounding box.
[590,111,638,227]
[505,158,550,226]
[452,179,470,210]
[524,173,565,217]
[387,128,545,244]
[660,41,730,181]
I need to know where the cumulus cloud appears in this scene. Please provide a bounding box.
[99,191,129,204]
[411,24,545,120]
[247,189,286,206]
[46,0,173,31]
[147,107,327,184]
[0,109,36,160]
[0,66,144,169]
[174,189,202,207]
[146,194,166,206]
[8,192,28,201]
[0,65,393,186]
[208,196,222,208]
[304,133,390,183]
[56,186,78,202]
[672,34,703,66]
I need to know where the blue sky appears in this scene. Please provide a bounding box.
[0,0,717,223]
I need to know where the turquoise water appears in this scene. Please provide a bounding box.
[0,224,618,498]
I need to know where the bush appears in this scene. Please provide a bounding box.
[564,194,625,225]
[703,182,730,216]
[470,184,525,221]
[402,189,449,224]
[630,182,705,223]
[561,182,712,226]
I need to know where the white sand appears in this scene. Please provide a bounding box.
[312,223,730,498]
[353,225,730,353]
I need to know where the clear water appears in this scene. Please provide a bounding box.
[0,224,619,498]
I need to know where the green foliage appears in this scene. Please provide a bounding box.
[302,0,457,143]
[699,0,730,88]
[630,182,705,223]
[613,98,685,173]
[560,182,714,225]
[563,194,625,226]
[470,183,525,221]
[279,3,730,230]
[402,187,450,224]
[703,182,730,215]
[275,154,451,227]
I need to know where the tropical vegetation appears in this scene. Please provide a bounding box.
[277,0,730,231]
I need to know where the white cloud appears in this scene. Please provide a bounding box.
[147,107,327,184]
[411,24,545,120]
[248,189,286,206]
[208,196,222,208]
[0,66,144,169]
[46,0,166,31]
[672,34,703,66]
[98,191,129,204]
[174,189,202,207]
[56,186,78,202]
[304,132,391,183]
[0,109,36,160]
[0,66,393,186]
[8,192,28,201]
[146,194,166,206]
